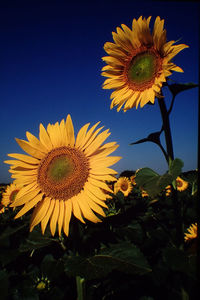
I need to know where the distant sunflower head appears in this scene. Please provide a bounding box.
[2,183,21,207]
[141,188,149,198]
[165,185,171,196]
[184,223,197,242]
[4,115,121,236]
[176,176,188,191]
[101,16,188,111]
[114,177,132,196]
[130,174,136,185]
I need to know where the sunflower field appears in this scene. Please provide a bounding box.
[0,166,198,299]
[0,13,198,300]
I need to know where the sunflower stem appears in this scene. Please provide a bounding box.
[76,276,86,300]
[158,97,174,163]
[158,96,183,247]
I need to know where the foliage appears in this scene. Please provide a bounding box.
[0,170,197,299]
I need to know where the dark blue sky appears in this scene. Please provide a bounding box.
[0,0,199,183]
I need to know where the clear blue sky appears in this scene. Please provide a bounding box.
[0,0,199,183]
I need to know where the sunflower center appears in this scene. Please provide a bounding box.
[128,52,156,83]
[10,190,19,202]
[37,147,89,200]
[121,182,128,191]
[176,180,183,187]
[47,156,74,183]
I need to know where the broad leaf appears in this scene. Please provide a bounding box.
[65,242,151,280]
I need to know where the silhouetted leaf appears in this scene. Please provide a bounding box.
[168,82,198,96]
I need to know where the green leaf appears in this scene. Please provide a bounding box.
[65,242,151,280]
[168,82,199,96]
[135,168,159,187]
[169,158,184,179]
[19,228,54,252]
[0,224,26,240]
[135,168,171,197]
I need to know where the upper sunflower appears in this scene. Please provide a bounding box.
[101,16,188,111]
[4,115,121,236]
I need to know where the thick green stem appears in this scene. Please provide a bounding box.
[158,98,174,163]
[76,276,86,300]
[158,97,183,247]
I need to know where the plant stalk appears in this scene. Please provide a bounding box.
[158,96,183,247]
[76,276,86,300]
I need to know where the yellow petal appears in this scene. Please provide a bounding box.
[89,166,118,176]
[71,195,85,223]
[76,192,101,223]
[89,155,121,168]
[5,159,38,170]
[90,173,116,182]
[83,181,107,201]
[7,153,39,164]
[26,131,48,152]
[15,138,45,159]
[39,123,53,151]
[15,182,38,200]
[84,129,111,156]
[41,199,55,234]
[66,114,75,146]
[50,199,59,236]
[75,123,90,148]
[63,199,72,236]
[84,188,108,208]
[87,177,113,193]
[14,193,44,219]
[30,197,51,230]
[86,197,106,217]
[58,200,64,236]
[59,119,69,146]
[79,122,100,149]
[11,187,41,207]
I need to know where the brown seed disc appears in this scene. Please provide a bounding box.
[123,46,163,91]
[37,146,89,200]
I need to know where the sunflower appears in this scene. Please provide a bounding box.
[101,16,188,111]
[114,177,132,196]
[184,223,197,242]
[1,183,21,207]
[176,176,188,191]
[165,185,171,196]
[0,203,5,214]
[4,115,121,236]
[130,174,136,185]
[141,189,149,198]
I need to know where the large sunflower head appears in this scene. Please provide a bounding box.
[114,176,132,197]
[101,16,188,111]
[4,115,121,236]
[2,183,21,207]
